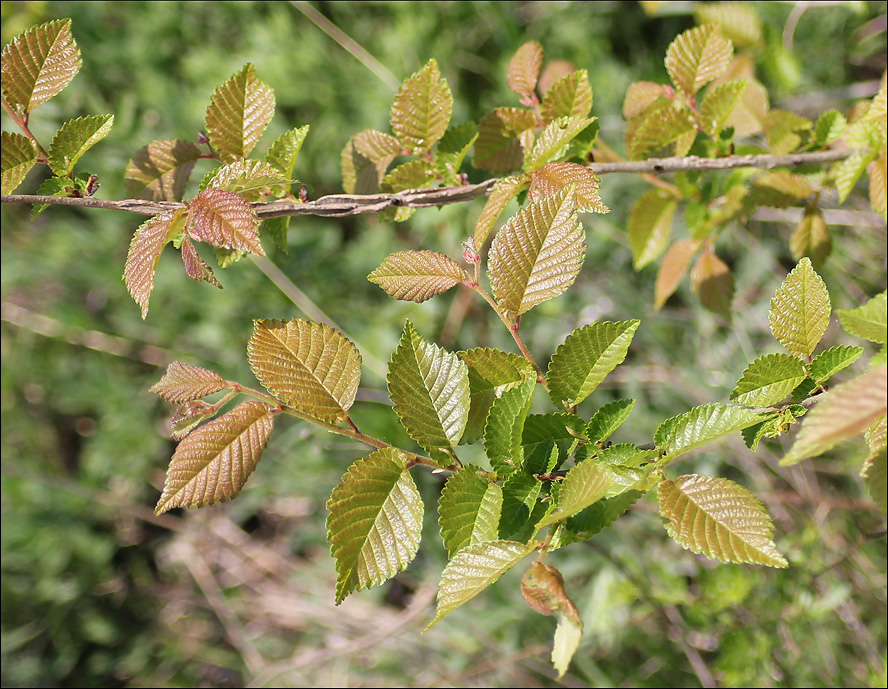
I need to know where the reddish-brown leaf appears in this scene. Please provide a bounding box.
[507,41,544,100]
[123,212,175,319]
[655,238,700,310]
[692,250,734,319]
[150,361,227,404]
[180,236,222,288]
[125,139,202,201]
[188,189,264,255]
[529,162,608,213]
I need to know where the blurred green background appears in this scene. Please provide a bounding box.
[2,2,885,686]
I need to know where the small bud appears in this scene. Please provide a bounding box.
[197,131,210,145]
[461,238,480,265]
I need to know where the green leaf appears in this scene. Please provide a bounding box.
[489,187,584,318]
[655,403,764,460]
[838,291,887,344]
[247,319,362,423]
[529,162,608,213]
[473,107,538,174]
[541,69,593,123]
[459,348,534,444]
[150,361,226,404]
[390,58,452,154]
[368,250,468,303]
[155,400,274,515]
[1,19,81,112]
[188,188,264,255]
[764,109,812,155]
[813,110,847,146]
[695,3,763,48]
[499,472,544,538]
[380,159,439,192]
[537,461,610,528]
[1,131,37,194]
[484,375,536,476]
[126,139,202,201]
[425,540,535,629]
[388,322,470,463]
[327,449,423,604]
[790,207,831,267]
[833,150,878,203]
[586,399,636,444]
[47,114,113,176]
[628,190,677,269]
[862,448,886,514]
[565,490,645,539]
[438,466,503,557]
[807,345,864,384]
[341,129,401,194]
[507,41,544,100]
[659,474,787,567]
[782,365,887,465]
[622,81,669,120]
[30,176,70,217]
[473,175,529,248]
[731,353,808,407]
[123,211,180,319]
[769,257,831,359]
[215,246,247,268]
[699,79,747,137]
[265,125,309,178]
[205,63,275,162]
[437,122,478,181]
[525,116,595,172]
[204,158,291,201]
[628,106,696,161]
[751,170,814,208]
[665,24,733,99]
[521,414,584,473]
[548,320,639,407]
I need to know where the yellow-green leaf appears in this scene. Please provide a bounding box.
[628,189,677,269]
[47,114,113,176]
[790,207,831,267]
[782,365,887,465]
[628,105,696,161]
[623,81,669,120]
[731,353,808,407]
[695,3,763,48]
[507,41,544,100]
[870,152,887,220]
[529,162,608,213]
[368,250,468,303]
[489,186,584,318]
[837,291,887,344]
[248,318,362,423]
[537,460,610,528]
[438,466,503,557]
[126,139,202,201]
[769,257,830,359]
[541,69,593,123]
[205,63,275,162]
[327,449,423,603]
[1,131,37,194]
[155,400,274,514]
[473,174,529,248]
[659,474,787,567]
[833,149,878,204]
[665,24,733,99]
[699,79,747,137]
[525,116,595,172]
[265,125,309,179]
[390,58,452,154]
[1,18,81,112]
[655,403,764,460]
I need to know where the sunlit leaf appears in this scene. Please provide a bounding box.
[751,170,814,208]
[150,361,226,404]
[459,348,533,444]
[507,41,544,100]
[790,207,831,267]
[390,58,452,154]
[265,125,309,178]
[623,81,669,120]
[0,131,37,194]
[46,114,113,176]
[695,3,763,48]
[380,159,439,192]
[205,63,274,162]
[548,320,639,407]
[725,77,768,136]
[439,466,503,557]
[870,153,887,220]
[656,403,764,460]
[565,490,645,539]
[188,188,263,255]
[529,162,608,213]
[525,116,595,172]
[473,175,529,248]
[124,211,179,319]
[341,129,401,194]
[628,190,677,269]
[155,400,274,514]
[204,158,290,201]
[813,110,846,146]
[126,139,203,201]
[489,187,584,318]
[659,474,787,567]
[731,353,807,407]
[782,365,888,465]
[862,447,887,514]
[1,18,81,112]
[837,291,886,344]
[807,345,863,384]
[368,250,467,303]
[655,238,699,309]
[691,250,734,319]
[586,399,635,444]
[833,150,878,204]
[169,400,218,441]
[484,375,536,476]
[473,107,539,174]
[180,236,222,288]
[425,540,535,629]
[769,257,830,359]
[327,448,423,603]
[665,24,733,99]
[765,109,811,155]
[628,106,696,161]
[699,79,747,137]
[248,318,362,423]
[537,461,609,528]
[541,69,593,123]
[388,322,470,463]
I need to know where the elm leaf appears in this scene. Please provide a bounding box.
[1,131,37,194]
[837,291,886,344]
[536,460,610,528]
[126,139,202,201]
[473,174,529,248]
[368,250,468,303]
[529,162,608,213]
[123,211,180,319]
[731,353,807,407]
[265,125,309,178]
[438,466,503,557]
[769,257,830,359]
[507,41,544,100]
[655,403,764,460]
[150,361,227,404]
[665,24,734,99]
[473,107,539,174]
[205,63,275,162]
[47,114,113,176]
[541,70,593,123]
[341,129,401,194]
[188,188,264,255]
[628,189,677,269]
[390,58,452,154]
[460,348,534,444]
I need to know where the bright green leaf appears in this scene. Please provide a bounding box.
[586,399,635,444]
[731,353,808,407]
[655,403,764,460]
[769,257,830,359]
[439,466,503,556]
[484,375,536,476]
[525,116,595,172]
[204,158,291,201]
[541,69,593,123]
[265,125,309,178]
[665,24,733,99]
[391,58,452,154]
[699,79,747,137]
[838,291,887,344]
[1,131,37,194]
[47,114,113,176]
[808,345,864,383]
[537,460,609,528]
[460,348,533,444]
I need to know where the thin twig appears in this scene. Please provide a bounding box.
[1,149,864,219]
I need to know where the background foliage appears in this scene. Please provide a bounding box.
[2,1,886,686]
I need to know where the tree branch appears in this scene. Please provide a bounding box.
[1,148,863,219]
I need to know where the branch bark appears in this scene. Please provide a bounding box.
[1,148,862,219]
